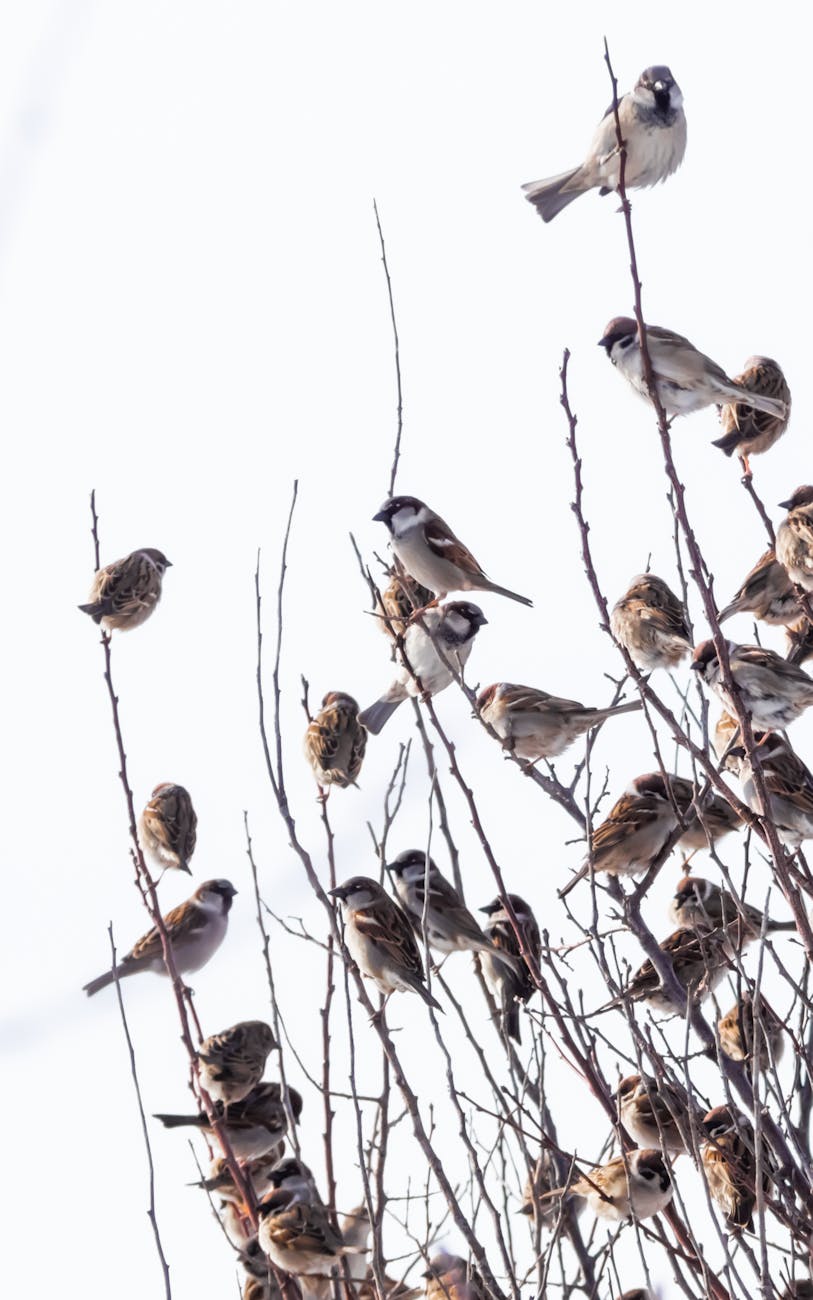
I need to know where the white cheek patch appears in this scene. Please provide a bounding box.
[391,506,418,536]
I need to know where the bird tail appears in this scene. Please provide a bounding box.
[153,1112,205,1129]
[586,700,642,724]
[558,864,588,899]
[78,602,104,624]
[733,390,788,420]
[521,170,584,223]
[483,580,533,607]
[359,697,403,735]
[715,600,738,624]
[83,967,118,996]
[711,430,742,458]
[503,996,521,1044]
[416,980,444,1013]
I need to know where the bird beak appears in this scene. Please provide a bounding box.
[372,509,388,523]
[689,659,703,672]
[228,885,239,896]
[328,885,346,901]
[778,498,793,509]
[383,862,396,873]
[165,560,174,567]
[517,1204,533,1216]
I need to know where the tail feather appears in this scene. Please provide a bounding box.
[712,430,741,457]
[153,1112,206,1130]
[83,968,117,996]
[558,863,588,900]
[483,580,533,607]
[587,700,642,724]
[739,392,787,420]
[521,169,584,223]
[503,996,521,1044]
[359,697,403,735]
[78,602,104,625]
[715,601,738,624]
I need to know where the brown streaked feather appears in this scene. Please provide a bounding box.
[424,520,487,579]
[351,903,425,985]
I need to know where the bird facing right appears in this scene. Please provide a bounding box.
[79,547,172,631]
[522,66,686,222]
[540,1149,673,1222]
[197,1019,277,1106]
[82,879,237,996]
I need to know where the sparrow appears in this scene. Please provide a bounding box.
[519,1149,565,1228]
[601,927,729,1015]
[614,1073,703,1153]
[716,549,798,628]
[559,773,680,898]
[79,547,172,631]
[256,1160,362,1287]
[423,1253,488,1300]
[713,357,792,472]
[359,601,487,734]
[303,692,367,790]
[372,496,532,605]
[522,66,686,222]
[777,486,813,592]
[692,638,813,731]
[330,877,442,1010]
[730,732,813,848]
[138,782,198,874]
[669,875,795,944]
[701,1104,775,1232]
[654,773,742,851]
[375,569,434,640]
[385,850,519,970]
[599,319,789,421]
[83,879,237,996]
[718,992,785,1072]
[197,1020,277,1106]
[538,1148,673,1222]
[610,573,692,671]
[476,681,641,761]
[192,1151,284,1204]
[479,893,541,1043]
[154,1080,303,1161]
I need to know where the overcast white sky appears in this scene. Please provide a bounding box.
[3,2,812,1297]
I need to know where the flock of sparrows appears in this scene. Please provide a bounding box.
[78,59,813,1300]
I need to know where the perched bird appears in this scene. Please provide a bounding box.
[303,692,367,791]
[614,1073,702,1153]
[718,993,785,1072]
[375,569,434,640]
[776,486,813,592]
[559,773,680,898]
[423,1253,487,1300]
[655,773,742,851]
[669,875,795,945]
[476,681,641,761]
[692,639,813,731]
[713,357,791,471]
[154,1080,302,1161]
[330,877,442,1010]
[601,927,729,1015]
[730,732,813,848]
[479,893,541,1043]
[192,1151,284,1204]
[79,547,172,631]
[610,573,692,671]
[701,1104,775,1232]
[598,319,789,421]
[372,496,532,605]
[257,1160,361,1289]
[83,879,237,996]
[385,850,518,970]
[717,549,798,628]
[138,782,197,875]
[197,1020,277,1106]
[522,66,686,222]
[539,1149,673,1222]
[360,601,487,734]
[519,1149,566,1228]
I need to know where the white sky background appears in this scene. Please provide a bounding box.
[3,2,812,1296]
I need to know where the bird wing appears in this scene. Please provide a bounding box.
[128,899,206,965]
[353,900,426,985]
[423,519,487,579]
